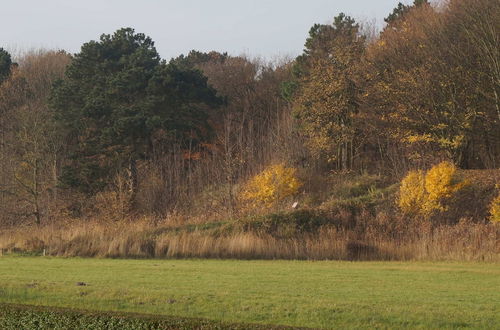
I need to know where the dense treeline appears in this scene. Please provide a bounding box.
[291,0,499,172]
[0,0,498,228]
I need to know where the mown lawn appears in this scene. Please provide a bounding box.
[0,257,498,329]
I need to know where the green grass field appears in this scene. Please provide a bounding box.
[0,257,499,329]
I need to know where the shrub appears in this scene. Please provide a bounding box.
[423,161,467,214]
[398,161,467,217]
[398,170,426,215]
[240,164,302,208]
[490,188,500,224]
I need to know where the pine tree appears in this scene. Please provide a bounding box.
[50,28,221,197]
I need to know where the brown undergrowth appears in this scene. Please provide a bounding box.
[1,212,498,262]
[1,170,498,262]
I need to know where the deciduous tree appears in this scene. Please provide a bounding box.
[292,14,365,169]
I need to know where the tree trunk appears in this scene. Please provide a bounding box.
[33,158,41,225]
[127,158,138,209]
[342,141,348,171]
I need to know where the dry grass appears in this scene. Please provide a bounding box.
[1,169,498,262]
[1,216,498,262]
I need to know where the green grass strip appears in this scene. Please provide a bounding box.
[0,257,499,329]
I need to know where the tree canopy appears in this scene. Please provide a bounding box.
[384,0,430,25]
[291,14,365,168]
[0,48,12,83]
[50,28,221,194]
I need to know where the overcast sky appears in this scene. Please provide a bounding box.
[2,0,415,61]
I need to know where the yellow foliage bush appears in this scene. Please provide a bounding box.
[398,161,467,217]
[490,189,500,224]
[240,164,302,207]
[398,170,426,215]
[423,161,467,214]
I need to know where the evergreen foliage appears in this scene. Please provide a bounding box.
[50,28,221,194]
[0,48,12,83]
[384,0,430,25]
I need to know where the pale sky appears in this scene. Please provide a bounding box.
[2,0,415,60]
